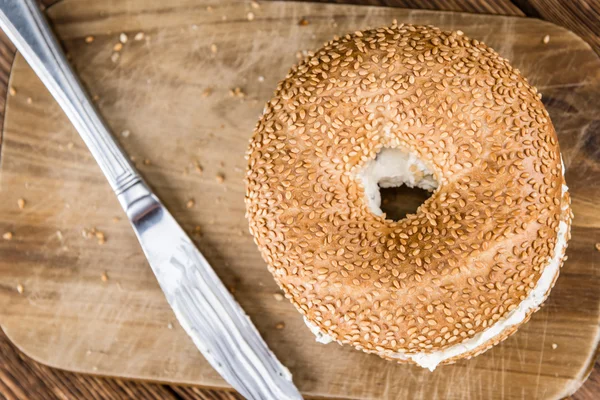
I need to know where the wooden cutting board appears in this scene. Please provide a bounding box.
[1,0,599,398]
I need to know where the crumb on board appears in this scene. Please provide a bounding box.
[275,322,285,330]
[543,34,550,44]
[186,199,195,209]
[101,272,109,282]
[229,87,245,98]
[85,35,94,44]
[167,322,174,330]
[119,33,128,43]
[134,32,145,41]
[194,161,204,174]
[111,52,120,63]
[202,87,212,97]
[258,75,264,82]
[82,228,106,245]
[298,18,309,26]
[247,12,255,21]
[552,343,558,349]
[17,284,24,294]
[216,173,225,184]
[2,232,13,240]
[26,97,32,104]
[143,159,151,165]
[210,43,218,54]
[113,42,123,52]
[251,1,260,9]
[273,293,284,301]
[8,86,16,96]
[193,225,202,237]
[17,198,25,210]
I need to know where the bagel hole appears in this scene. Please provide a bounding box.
[379,186,434,221]
[358,148,438,221]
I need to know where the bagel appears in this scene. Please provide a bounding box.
[245,23,572,370]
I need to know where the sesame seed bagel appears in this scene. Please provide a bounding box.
[245,23,572,370]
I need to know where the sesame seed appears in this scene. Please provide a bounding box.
[113,42,123,52]
[101,272,109,282]
[186,199,195,208]
[275,322,285,329]
[8,86,16,96]
[121,130,131,138]
[134,32,145,41]
[119,33,128,43]
[216,173,225,183]
[17,198,25,210]
[85,36,94,43]
[247,12,255,21]
[2,232,13,240]
[16,284,24,294]
[542,35,550,44]
[210,43,218,54]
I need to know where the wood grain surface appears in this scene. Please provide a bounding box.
[0,1,599,399]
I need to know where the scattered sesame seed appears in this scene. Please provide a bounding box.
[298,18,309,26]
[595,243,600,252]
[85,36,94,43]
[251,1,260,9]
[112,217,121,223]
[275,322,285,330]
[552,343,558,349]
[143,159,151,165]
[101,272,109,282]
[119,33,128,43]
[17,198,25,210]
[229,87,245,98]
[543,35,550,44]
[167,322,174,329]
[273,293,284,301]
[26,97,32,104]
[8,86,16,96]
[113,42,123,52]
[216,173,225,183]
[247,12,255,21]
[210,43,218,54]
[134,32,145,41]
[186,199,195,209]
[258,76,264,82]
[194,161,204,174]
[110,52,120,63]
[2,232,13,240]
[121,130,131,138]
[16,284,24,294]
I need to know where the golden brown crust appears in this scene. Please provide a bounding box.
[245,24,571,362]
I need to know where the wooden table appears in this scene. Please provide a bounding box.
[0,0,598,399]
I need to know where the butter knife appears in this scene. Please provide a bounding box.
[0,1,302,399]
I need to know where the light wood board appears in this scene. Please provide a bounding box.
[1,0,599,399]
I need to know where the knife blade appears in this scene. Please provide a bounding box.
[0,1,303,398]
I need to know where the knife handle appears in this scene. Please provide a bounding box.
[0,0,142,196]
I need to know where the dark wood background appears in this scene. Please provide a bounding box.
[0,0,598,399]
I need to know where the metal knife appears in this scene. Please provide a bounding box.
[0,1,303,399]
